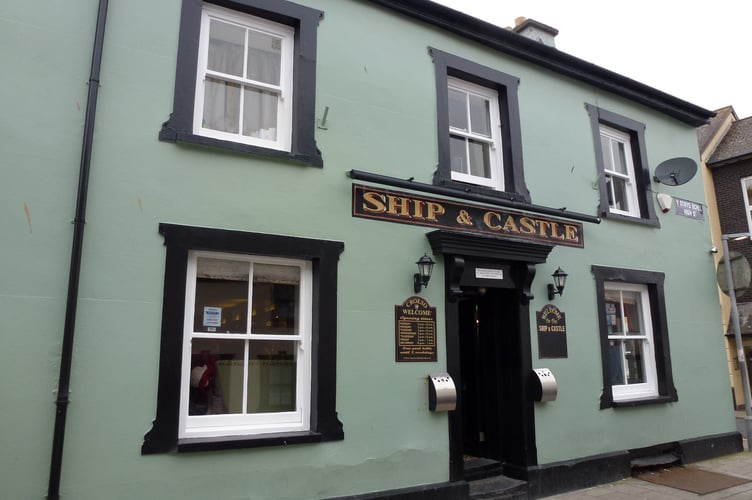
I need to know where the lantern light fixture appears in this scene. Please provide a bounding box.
[547,267,568,300]
[414,254,435,293]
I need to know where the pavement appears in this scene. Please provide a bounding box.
[544,430,752,499]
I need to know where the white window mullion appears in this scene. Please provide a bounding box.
[242,339,250,416]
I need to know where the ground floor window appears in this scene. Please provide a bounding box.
[592,266,677,408]
[142,224,343,453]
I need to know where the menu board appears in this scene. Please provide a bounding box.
[395,296,437,362]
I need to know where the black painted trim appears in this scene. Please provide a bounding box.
[428,230,552,482]
[586,104,659,227]
[159,0,323,167]
[141,223,344,454]
[526,431,742,498]
[429,48,530,204]
[591,265,677,409]
[365,0,712,126]
[325,481,468,500]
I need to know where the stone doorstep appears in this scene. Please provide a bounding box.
[468,475,528,500]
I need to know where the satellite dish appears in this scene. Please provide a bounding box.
[653,157,698,186]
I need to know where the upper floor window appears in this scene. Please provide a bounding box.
[592,266,677,408]
[448,77,504,190]
[430,48,529,203]
[195,5,294,152]
[160,0,323,167]
[586,105,658,226]
[599,125,639,217]
[742,177,752,232]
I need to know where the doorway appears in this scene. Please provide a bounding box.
[458,287,519,466]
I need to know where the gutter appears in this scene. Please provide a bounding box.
[47,0,109,498]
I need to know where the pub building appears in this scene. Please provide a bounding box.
[2,0,740,499]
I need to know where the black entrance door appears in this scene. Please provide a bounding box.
[458,287,520,463]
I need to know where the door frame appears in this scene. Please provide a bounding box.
[426,230,554,482]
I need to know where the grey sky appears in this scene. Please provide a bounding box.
[431,1,750,118]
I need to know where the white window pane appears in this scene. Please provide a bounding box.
[469,94,491,137]
[608,175,630,211]
[468,138,492,178]
[252,264,299,335]
[208,20,245,77]
[622,291,644,334]
[623,339,646,384]
[605,297,622,334]
[448,88,467,131]
[194,258,249,333]
[450,135,467,173]
[190,339,244,415]
[614,140,629,175]
[247,340,297,413]
[608,340,626,385]
[203,77,240,133]
[242,87,278,140]
[246,30,282,85]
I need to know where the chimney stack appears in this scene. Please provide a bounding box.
[511,17,559,48]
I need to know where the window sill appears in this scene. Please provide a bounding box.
[600,211,660,228]
[610,395,677,408]
[159,127,323,168]
[177,430,324,452]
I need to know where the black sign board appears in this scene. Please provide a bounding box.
[395,296,437,362]
[536,304,568,358]
[353,184,584,248]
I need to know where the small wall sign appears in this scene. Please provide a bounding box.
[536,304,567,358]
[674,198,704,220]
[395,296,437,362]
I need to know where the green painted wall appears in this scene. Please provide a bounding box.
[0,0,735,498]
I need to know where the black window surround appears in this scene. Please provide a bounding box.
[429,47,530,204]
[586,104,659,227]
[159,0,324,167]
[142,223,344,454]
[591,265,677,409]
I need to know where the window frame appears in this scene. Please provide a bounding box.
[142,224,344,454]
[194,4,295,151]
[603,282,658,401]
[430,47,530,203]
[599,125,640,217]
[586,104,659,226]
[179,251,312,439]
[159,0,323,167]
[741,177,752,234]
[592,266,677,409]
[447,77,505,190]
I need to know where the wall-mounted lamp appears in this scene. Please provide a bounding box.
[414,254,435,293]
[547,267,568,300]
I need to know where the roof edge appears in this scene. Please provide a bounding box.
[365,0,714,126]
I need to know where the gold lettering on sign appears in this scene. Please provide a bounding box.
[353,185,585,249]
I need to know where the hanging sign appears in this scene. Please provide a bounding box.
[352,184,584,248]
[536,304,568,358]
[395,296,437,362]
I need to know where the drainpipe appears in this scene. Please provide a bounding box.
[47,0,108,498]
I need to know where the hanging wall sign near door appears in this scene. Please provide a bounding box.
[395,296,437,362]
[536,304,568,358]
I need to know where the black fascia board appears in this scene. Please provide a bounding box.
[364,0,714,126]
